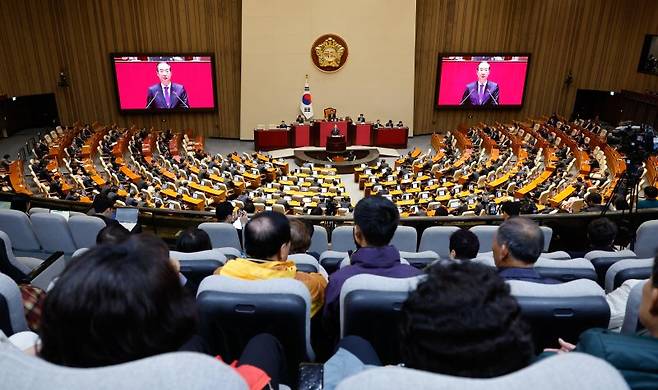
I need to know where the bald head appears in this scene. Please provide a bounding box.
[493,217,544,266]
[243,211,290,260]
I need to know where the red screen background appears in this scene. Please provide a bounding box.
[113,60,216,110]
[437,59,529,106]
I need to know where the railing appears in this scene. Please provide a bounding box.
[3,191,658,252]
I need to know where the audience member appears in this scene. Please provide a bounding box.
[36,233,286,387]
[638,186,658,209]
[500,201,521,219]
[448,229,480,261]
[545,255,658,388]
[176,227,212,253]
[215,211,327,316]
[583,192,604,212]
[323,196,423,334]
[493,217,559,284]
[95,224,131,245]
[289,218,315,257]
[569,217,617,258]
[323,263,534,387]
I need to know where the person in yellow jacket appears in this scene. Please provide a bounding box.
[215,211,327,316]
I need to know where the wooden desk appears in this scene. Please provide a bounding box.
[120,166,141,183]
[188,182,226,202]
[161,188,204,210]
[549,186,576,207]
[8,161,32,195]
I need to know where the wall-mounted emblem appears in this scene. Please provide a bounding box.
[311,34,348,72]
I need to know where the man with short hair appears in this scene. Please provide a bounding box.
[492,217,559,284]
[583,192,604,212]
[448,229,480,261]
[638,185,658,209]
[500,201,521,219]
[216,211,327,316]
[460,61,500,106]
[145,62,189,110]
[323,196,423,330]
[569,217,618,258]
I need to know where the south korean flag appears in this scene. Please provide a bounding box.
[300,75,313,120]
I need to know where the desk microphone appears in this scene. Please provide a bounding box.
[172,92,190,108]
[487,90,499,105]
[459,90,474,105]
[146,91,160,109]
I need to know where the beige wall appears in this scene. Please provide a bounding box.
[241,0,416,140]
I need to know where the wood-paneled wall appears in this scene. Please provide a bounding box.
[2,0,657,138]
[414,0,658,134]
[0,0,241,138]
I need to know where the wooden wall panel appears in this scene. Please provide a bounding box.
[0,0,241,138]
[414,0,658,134]
[2,0,657,139]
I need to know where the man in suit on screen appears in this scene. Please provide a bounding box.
[146,62,189,110]
[460,61,500,107]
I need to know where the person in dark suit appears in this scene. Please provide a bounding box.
[460,61,500,106]
[146,62,189,110]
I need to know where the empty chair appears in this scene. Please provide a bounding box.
[196,275,314,378]
[0,231,41,276]
[27,207,50,215]
[340,274,424,364]
[170,249,227,292]
[308,225,328,255]
[30,213,78,255]
[469,225,498,253]
[334,353,629,390]
[330,226,357,253]
[68,215,106,249]
[634,220,658,258]
[0,348,246,390]
[418,226,460,259]
[198,223,242,251]
[605,257,654,293]
[533,258,597,282]
[0,209,42,258]
[539,250,571,259]
[539,226,553,252]
[392,226,438,267]
[0,273,29,336]
[321,226,357,273]
[288,253,328,280]
[508,279,610,351]
[390,226,417,253]
[585,249,637,285]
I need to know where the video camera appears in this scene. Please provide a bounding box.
[607,122,657,170]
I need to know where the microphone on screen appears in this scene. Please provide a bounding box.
[459,90,474,105]
[172,92,190,109]
[146,91,160,109]
[487,90,499,105]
